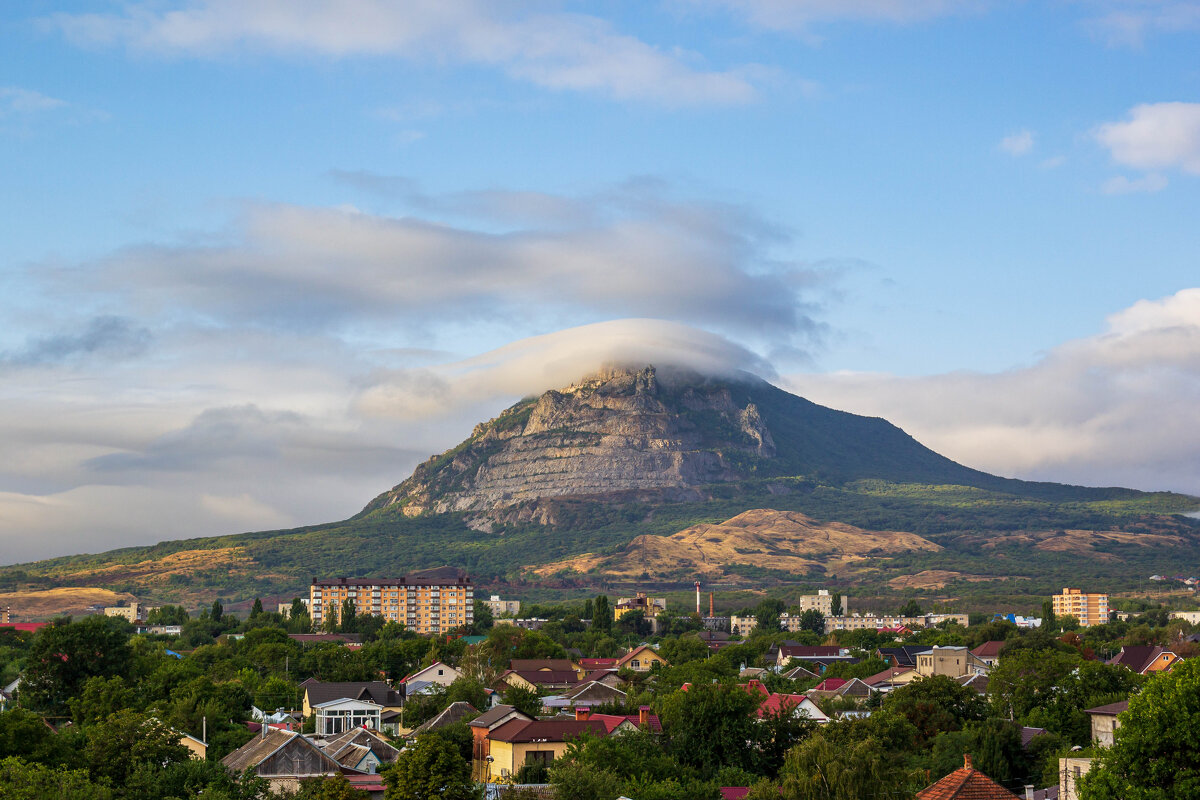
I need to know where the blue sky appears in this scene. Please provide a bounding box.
[3,1,1200,561]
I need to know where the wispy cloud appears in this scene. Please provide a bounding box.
[999,129,1034,156]
[0,87,67,115]
[1102,173,1169,194]
[685,0,984,37]
[1081,1,1200,47]
[784,288,1200,496]
[49,0,761,106]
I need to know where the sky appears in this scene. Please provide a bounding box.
[2,0,1200,563]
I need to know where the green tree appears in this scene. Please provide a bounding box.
[1042,599,1056,632]
[797,610,825,635]
[339,599,357,633]
[470,600,493,634]
[382,733,479,800]
[83,709,191,786]
[293,774,371,799]
[250,597,264,618]
[659,681,760,777]
[755,599,785,633]
[0,756,114,800]
[987,647,1081,722]
[505,684,543,718]
[1080,657,1200,799]
[593,596,612,634]
[899,600,923,617]
[71,675,136,726]
[767,731,916,800]
[147,605,189,626]
[211,600,224,622]
[886,675,986,743]
[22,616,133,714]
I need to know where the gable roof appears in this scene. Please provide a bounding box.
[877,646,932,667]
[956,674,990,694]
[590,712,663,734]
[221,729,341,775]
[487,717,608,743]
[403,661,460,682]
[1107,646,1176,674]
[510,658,576,672]
[411,701,479,736]
[324,726,400,763]
[578,658,618,669]
[863,666,917,686]
[616,645,663,668]
[303,680,402,708]
[498,668,579,687]
[468,704,532,730]
[971,641,1007,659]
[778,645,846,658]
[916,754,1020,799]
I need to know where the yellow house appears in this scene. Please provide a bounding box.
[483,718,607,782]
[179,732,207,760]
[616,645,668,672]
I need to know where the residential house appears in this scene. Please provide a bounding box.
[732,680,829,723]
[970,641,1007,668]
[1060,757,1094,800]
[807,678,873,702]
[616,645,668,672]
[770,644,854,668]
[956,674,990,695]
[288,633,362,648]
[862,666,920,692]
[917,754,1019,799]
[577,658,618,670]
[541,681,627,712]
[410,701,479,738]
[468,705,534,780]
[876,646,932,669]
[780,664,820,682]
[301,679,403,719]
[495,660,580,693]
[1107,646,1179,675]
[178,731,207,760]
[221,729,344,794]
[482,718,608,782]
[323,726,400,775]
[483,595,521,618]
[403,661,464,690]
[915,646,990,678]
[312,698,383,736]
[577,705,662,734]
[730,615,757,635]
[511,658,586,680]
[1086,700,1128,747]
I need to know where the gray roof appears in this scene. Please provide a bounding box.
[221,729,340,775]
[411,701,479,736]
[303,680,402,708]
[468,704,532,730]
[324,726,400,764]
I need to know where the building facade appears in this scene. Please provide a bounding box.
[614,592,666,619]
[794,590,846,616]
[1052,588,1110,628]
[310,573,473,634]
[483,595,521,618]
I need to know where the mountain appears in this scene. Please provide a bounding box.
[362,364,1146,523]
[3,364,1198,616]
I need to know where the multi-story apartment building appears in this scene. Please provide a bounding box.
[615,592,666,620]
[310,572,473,635]
[483,595,521,618]
[1052,588,1110,628]
[793,590,847,617]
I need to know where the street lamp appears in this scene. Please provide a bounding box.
[485,755,494,784]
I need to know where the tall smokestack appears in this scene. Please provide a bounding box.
[695,581,701,615]
[709,593,714,617]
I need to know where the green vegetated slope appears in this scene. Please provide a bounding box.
[3,367,1198,610]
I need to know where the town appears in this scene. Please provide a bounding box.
[1,570,1196,800]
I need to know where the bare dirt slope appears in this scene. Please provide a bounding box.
[534,508,940,580]
[0,587,138,620]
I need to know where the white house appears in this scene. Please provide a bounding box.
[312,697,383,736]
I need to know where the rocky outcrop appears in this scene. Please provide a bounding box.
[366,366,777,517]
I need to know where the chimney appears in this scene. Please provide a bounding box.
[963,754,973,770]
[695,581,701,615]
[574,706,591,721]
[1025,786,1035,800]
[638,706,651,727]
[709,593,714,617]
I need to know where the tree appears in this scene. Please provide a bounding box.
[987,648,1081,722]
[1042,599,1056,631]
[71,675,136,726]
[505,684,543,719]
[147,605,189,626]
[291,598,308,620]
[293,774,371,799]
[382,733,479,800]
[83,710,191,786]
[1080,657,1200,799]
[797,610,825,635]
[755,599,785,633]
[470,599,493,634]
[0,756,114,800]
[593,596,612,634]
[211,600,224,622]
[830,593,842,617]
[339,599,357,633]
[22,616,133,713]
[899,600,923,617]
[886,675,986,743]
[768,731,917,800]
[250,598,264,618]
[659,682,761,777]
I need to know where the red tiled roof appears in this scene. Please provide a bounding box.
[578,658,618,668]
[488,718,607,743]
[757,693,812,719]
[971,641,1006,659]
[863,667,915,686]
[916,755,1020,799]
[812,678,848,692]
[1107,646,1175,674]
[510,659,576,672]
[590,712,663,734]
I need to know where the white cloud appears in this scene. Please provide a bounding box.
[1081,1,1200,47]
[0,87,67,115]
[999,129,1034,156]
[688,0,983,34]
[1095,102,1200,175]
[1102,173,1169,194]
[50,0,759,106]
[783,288,1200,497]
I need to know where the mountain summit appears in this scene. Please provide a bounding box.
[362,364,1079,520]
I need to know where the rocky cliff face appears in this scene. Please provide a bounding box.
[365,366,778,518]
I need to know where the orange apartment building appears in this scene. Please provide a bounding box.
[310,572,473,635]
[1052,587,1110,628]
